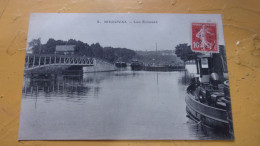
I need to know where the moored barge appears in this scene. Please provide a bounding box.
[144,65,185,71]
[130,60,144,71]
[115,62,127,68]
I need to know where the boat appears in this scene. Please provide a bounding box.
[144,64,185,71]
[115,62,127,68]
[143,43,185,72]
[130,60,144,71]
[185,52,234,136]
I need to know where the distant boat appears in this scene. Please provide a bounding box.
[143,43,185,72]
[115,62,127,68]
[144,64,185,71]
[130,60,144,71]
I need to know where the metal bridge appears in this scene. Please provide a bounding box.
[24,54,95,71]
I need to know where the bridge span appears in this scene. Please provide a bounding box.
[24,54,95,71]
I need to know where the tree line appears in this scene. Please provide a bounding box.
[29,38,136,63]
[29,38,224,65]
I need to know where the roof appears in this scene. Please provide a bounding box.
[55,45,75,52]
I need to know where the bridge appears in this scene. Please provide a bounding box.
[24,54,95,71]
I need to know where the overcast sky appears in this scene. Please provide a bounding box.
[27,13,225,51]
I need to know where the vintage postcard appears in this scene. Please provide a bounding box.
[19,13,234,140]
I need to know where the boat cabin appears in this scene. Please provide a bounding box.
[195,53,228,86]
[191,53,229,108]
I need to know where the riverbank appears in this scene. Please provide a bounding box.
[83,59,116,73]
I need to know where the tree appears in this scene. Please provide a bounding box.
[175,43,201,62]
[91,43,104,58]
[29,38,41,54]
[44,38,57,54]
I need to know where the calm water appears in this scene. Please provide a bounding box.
[19,66,230,140]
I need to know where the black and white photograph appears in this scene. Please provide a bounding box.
[19,13,234,140]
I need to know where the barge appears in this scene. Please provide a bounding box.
[115,62,127,68]
[144,64,185,71]
[130,60,144,71]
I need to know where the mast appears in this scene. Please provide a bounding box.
[156,43,157,65]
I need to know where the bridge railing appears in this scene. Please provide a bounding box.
[24,54,95,70]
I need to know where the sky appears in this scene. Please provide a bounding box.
[27,13,225,51]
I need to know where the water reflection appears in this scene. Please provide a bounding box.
[186,119,233,140]
[20,69,230,140]
[22,71,144,105]
[23,75,94,104]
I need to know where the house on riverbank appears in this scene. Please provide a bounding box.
[55,45,75,55]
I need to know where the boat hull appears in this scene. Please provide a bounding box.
[130,64,143,71]
[185,94,229,130]
[115,62,127,68]
[144,66,185,71]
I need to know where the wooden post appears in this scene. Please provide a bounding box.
[44,56,46,65]
[57,80,59,91]
[52,83,54,92]
[32,55,35,67]
[38,56,41,66]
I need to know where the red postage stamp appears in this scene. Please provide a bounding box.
[192,23,218,53]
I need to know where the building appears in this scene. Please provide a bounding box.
[55,45,76,55]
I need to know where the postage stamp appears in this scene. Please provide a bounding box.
[192,23,218,53]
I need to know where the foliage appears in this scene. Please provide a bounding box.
[174,43,201,62]
[29,38,136,63]
[134,50,183,66]
[29,38,42,54]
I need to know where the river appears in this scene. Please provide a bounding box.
[19,65,231,140]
